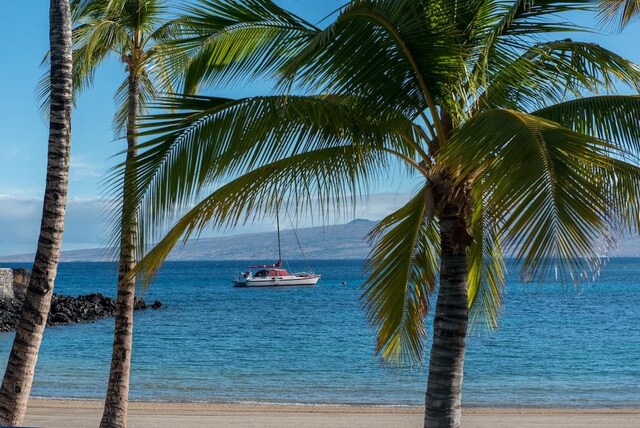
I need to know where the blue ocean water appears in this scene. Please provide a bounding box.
[0,259,638,407]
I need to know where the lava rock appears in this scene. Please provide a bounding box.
[0,269,162,332]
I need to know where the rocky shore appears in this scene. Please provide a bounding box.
[0,268,161,332]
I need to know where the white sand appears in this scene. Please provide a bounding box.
[20,400,640,428]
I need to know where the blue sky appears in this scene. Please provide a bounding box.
[0,1,639,256]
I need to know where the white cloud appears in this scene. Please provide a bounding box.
[0,195,110,256]
[70,155,105,179]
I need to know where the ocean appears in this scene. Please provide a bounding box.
[0,259,638,407]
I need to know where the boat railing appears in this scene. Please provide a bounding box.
[293,272,318,278]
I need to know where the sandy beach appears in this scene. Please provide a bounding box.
[20,400,640,427]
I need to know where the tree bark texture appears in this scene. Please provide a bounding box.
[100,69,140,428]
[0,0,73,425]
[425,204,469,428]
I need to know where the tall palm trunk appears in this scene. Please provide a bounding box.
[425,204,469,428]
[0,0,73,425]
[100,66,140,428]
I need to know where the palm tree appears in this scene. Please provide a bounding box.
[124,1,640,427]
[64,1,183,426]
[0,0,73,425]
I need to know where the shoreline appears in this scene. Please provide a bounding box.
[23,399,640,428]
[28,396,640,409]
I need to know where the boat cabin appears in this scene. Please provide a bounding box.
[254,268,290,278]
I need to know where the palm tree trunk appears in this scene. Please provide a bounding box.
[0,0,72,425]
[425,204,469,428]
[100,69,140,428]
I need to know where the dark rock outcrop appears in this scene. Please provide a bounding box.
[0,269,161,332]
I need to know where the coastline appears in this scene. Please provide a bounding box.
[23,399,640,428]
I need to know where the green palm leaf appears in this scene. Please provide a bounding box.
[483,0,594,41]
[170,0,318,93]
[482,41,640,111]
[442,108,640,281]
[469,0,594,86]
[282,0,465,121]
[467,198,506,330]
[598,0,640,30]
[533,95,640,152]
[534,95,640,232]
[362,186,439,366]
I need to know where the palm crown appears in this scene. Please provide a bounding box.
[38,0,183,134]
[127,0,640,368]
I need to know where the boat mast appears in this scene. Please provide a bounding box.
[287,210,313,274]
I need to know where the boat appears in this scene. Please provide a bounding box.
[232,261,320,287]
[232,210,320,288]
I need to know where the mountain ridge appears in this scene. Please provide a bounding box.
[0,219,378,263]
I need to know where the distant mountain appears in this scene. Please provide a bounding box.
[0,219,378,263]
[2,218,639,263]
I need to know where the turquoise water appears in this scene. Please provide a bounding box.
[0,259,639,407]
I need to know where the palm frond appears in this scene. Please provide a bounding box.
[81,18,130,70]
[533,95,640,152]
[71,0,107,21]
[362,186,439,366]
[442,108,640,282]
[36,17,129,115]
[532,96,640,232]
[172,0,317,93]
[477,0,594,49]
[281,0,465,118]
[143,31,189,97]
[469,0,595,96]
[598,0,640,31]
[467,196,506,330]
[482,40,640,111]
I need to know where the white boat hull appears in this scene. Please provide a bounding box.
[233,274,320,288]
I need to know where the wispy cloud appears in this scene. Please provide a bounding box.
[0,195,110,256]
[70,155,104,179]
